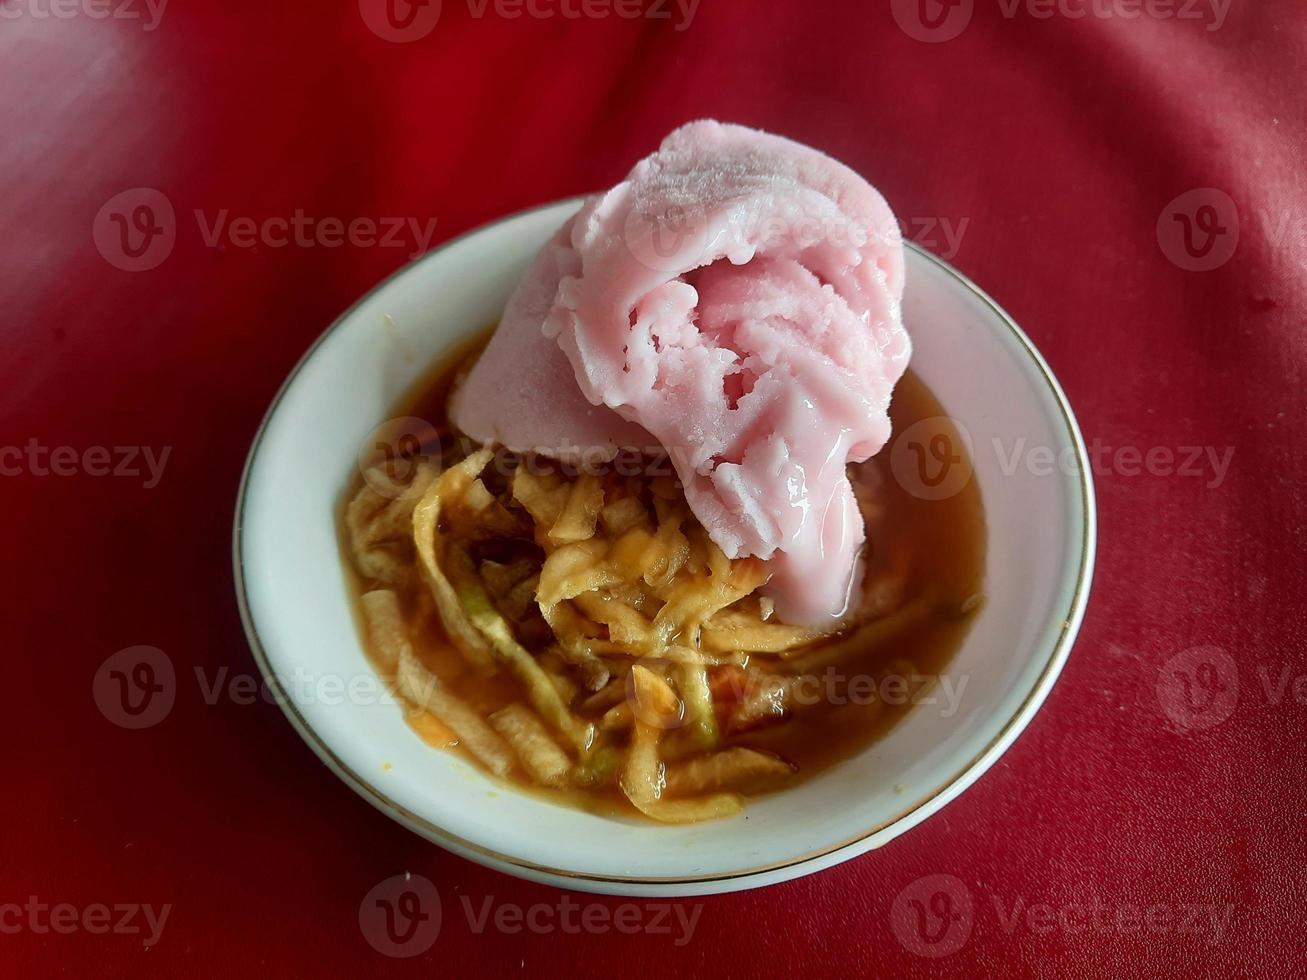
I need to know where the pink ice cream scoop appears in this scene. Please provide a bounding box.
[453,120,909,625]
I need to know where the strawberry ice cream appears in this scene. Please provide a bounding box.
[452,120,909,625]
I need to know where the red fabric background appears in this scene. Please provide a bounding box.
[3,1,1304,975]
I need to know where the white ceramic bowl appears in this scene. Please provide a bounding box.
[234,198,1095,896]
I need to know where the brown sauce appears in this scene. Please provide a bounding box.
[341,332,986,819]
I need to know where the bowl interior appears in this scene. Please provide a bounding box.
[236,199,1092,893]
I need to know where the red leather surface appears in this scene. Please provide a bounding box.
[3,2,1304,976]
